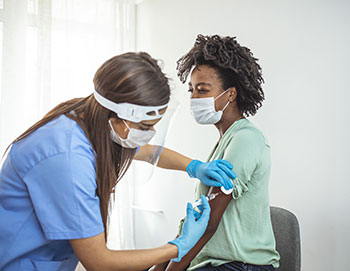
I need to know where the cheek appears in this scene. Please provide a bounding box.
[214,95,229,111]
[114,123,129,139]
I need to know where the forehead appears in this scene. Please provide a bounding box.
[190,65,221,85]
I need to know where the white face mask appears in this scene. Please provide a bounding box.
[190,89,230,124]
[109,120,156,148]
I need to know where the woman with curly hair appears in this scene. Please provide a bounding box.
[151,35,280,271]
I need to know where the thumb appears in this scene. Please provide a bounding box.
[198,195,210,223]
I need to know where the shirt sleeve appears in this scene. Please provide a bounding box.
[223,128,265,199]
[23,152,104,240]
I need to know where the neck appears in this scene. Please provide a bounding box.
[215,106,244,137]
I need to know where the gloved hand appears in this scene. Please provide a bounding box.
[168,195,211,262]
[193,204,204,220]
[186,159,236,190]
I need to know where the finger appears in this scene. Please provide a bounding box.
[202,176,221,187]
[215,170,233,190]
[215,168,234,189]
[207,171,225,186]
[208,171,231,190]
[197,204,204,213]
[186,202,195,221]
[193,209,201,220]
[198,195,210,222]
[217,159,233,169]
[217,163,236,179]
[217,161,236,179]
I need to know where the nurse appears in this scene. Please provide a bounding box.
[0,52,236,271]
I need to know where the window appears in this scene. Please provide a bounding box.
[0,0,135,155]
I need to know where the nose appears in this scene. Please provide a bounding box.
[191,90,200,99]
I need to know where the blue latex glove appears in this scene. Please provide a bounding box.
[193,204,204,220]
[168,195,211,262]
[186,159,236,190]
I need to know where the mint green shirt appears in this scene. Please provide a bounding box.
[182,119,280,270]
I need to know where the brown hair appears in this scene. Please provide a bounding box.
[7,52,170,238]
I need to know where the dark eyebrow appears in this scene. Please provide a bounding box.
[189,82,212,88]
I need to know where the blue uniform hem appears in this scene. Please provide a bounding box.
[45,225,104,240]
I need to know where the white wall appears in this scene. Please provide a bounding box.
[134,0,350,270]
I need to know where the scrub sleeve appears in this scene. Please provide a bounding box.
[23,152,104,240]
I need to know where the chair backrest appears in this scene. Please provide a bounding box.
[270,206,301,271]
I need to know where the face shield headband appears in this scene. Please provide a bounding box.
[93,91,168,122]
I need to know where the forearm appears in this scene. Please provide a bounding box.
[104,244,177,271]
[134,145,192,171]
[71,233,178,271]
[165,231,215,271]
[156,147,192,171]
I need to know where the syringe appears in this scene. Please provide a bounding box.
[192,192,220,208]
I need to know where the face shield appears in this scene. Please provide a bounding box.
[132,98,180,185]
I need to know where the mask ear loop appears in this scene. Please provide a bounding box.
[109,119,130,141]
[214,88,230,101]
[214,88,231,112]
[122,119,131,131]
[221,101,230,112]
[108,119,116,132]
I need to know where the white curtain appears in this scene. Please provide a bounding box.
[0,0,137,268]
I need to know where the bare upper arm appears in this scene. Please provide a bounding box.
[205,187,233,233]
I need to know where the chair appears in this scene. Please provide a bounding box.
[270,207,301,271]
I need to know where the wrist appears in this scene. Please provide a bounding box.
[168,240,181,262]
[186,159,202,178]
[165,243,179,261]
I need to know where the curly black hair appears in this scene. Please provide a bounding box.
[177,34,264,116]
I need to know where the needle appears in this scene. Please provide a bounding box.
[192,192,220,208]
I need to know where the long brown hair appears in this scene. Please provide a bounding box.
[7,52,170,238]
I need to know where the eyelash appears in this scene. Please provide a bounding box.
[139,126,151,131]
[188,88,208,93]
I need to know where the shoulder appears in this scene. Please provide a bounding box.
[11,115,94,177]
[228,119,267,147]
[222,119,269,159]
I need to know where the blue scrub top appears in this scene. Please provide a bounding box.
[0,115,104,270]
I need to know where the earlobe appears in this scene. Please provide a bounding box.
[228,87,237,102]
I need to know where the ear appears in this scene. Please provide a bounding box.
[228,87,237,102]
[110,117,127,132]
[109,116,119,125]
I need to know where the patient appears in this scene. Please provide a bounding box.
[151,35,280,271]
